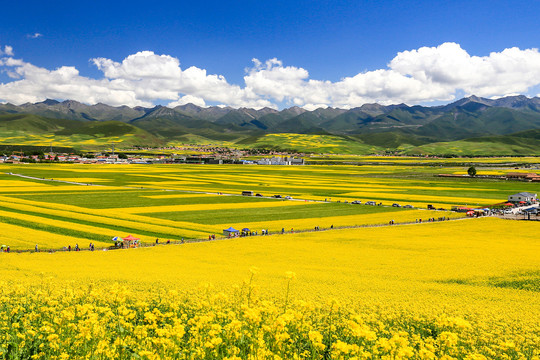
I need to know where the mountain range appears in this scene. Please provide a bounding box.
[1,95,540,154]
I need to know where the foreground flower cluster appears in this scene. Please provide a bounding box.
[1,280,538,360]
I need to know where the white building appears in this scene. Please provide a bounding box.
[508,192,538,203]
[256,156,304,165]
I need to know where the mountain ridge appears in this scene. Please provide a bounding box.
[1,95,540,153]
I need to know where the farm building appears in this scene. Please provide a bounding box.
[508,192,538,203]
[505,172,540,181]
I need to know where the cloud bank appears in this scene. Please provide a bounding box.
[1,42,540,109]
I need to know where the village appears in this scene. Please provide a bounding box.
[0,152,305,165]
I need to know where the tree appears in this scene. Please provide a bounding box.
[467,166,477,177]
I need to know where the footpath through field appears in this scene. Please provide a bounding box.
[3,214,473,253]
[7,172,107,186]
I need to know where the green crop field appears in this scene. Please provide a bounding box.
[0,160,537,250]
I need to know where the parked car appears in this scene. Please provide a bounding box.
[365,201,376,206]
[351,200,362,204]
[403,204,414,208]
[285,195,293,200]
[255,193,263,197]
[392,203,401,207]
[273,195,282,198]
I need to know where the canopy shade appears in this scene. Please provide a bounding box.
[122,235,140,241]
[223,227,239,232]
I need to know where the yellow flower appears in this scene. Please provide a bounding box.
[285,271,297,280]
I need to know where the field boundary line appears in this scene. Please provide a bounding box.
[2,215,473,254]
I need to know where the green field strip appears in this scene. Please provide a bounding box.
[10,190,277,209]
[0,215,109,243]
[143,202,403,224]
[0,205,206,240]
[0,196,217,236]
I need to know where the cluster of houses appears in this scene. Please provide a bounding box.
[0,154,166,164]
[0,152,306,166]
[505,172,540,182]
[242,156,305,165]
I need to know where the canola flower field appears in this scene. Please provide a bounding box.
[0,162,538,359]
[0,218,539,359]
[0,162,536,249]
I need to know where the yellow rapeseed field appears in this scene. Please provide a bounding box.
[221,209,462,233]
[0,218,538,359]
[0,222,111,249]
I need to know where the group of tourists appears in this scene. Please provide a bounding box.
[63,243,83,252]
[415,217,448,223]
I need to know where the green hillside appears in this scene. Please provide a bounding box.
[240,133,382,154]
[0,113,81,133]
[1,96,540,155]
[405,130,540,156]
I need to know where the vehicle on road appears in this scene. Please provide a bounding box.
[285,196,293,200]
[255,193,263,197]
[273,195,282,198]
[351,200,362,204]
[403,204,414,208]
[392,203,401,207]
[365,201,376,206]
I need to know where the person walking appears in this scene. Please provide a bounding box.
[35,244,38,253]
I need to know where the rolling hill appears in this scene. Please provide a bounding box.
[1,95,540,154]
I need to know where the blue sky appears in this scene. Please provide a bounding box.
[2,0,540,109]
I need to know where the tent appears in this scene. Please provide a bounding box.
[503,203,514,206]
[121,235,140,248]
[223,227,239,236]
[242,228,250,232]
[123,235,140,242]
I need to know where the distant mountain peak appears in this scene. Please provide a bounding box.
[39,99,60,105]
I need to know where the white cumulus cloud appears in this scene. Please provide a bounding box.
[0,45,14,56]
[1,42,540,109]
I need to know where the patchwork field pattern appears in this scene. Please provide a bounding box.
[0,161,536,249]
